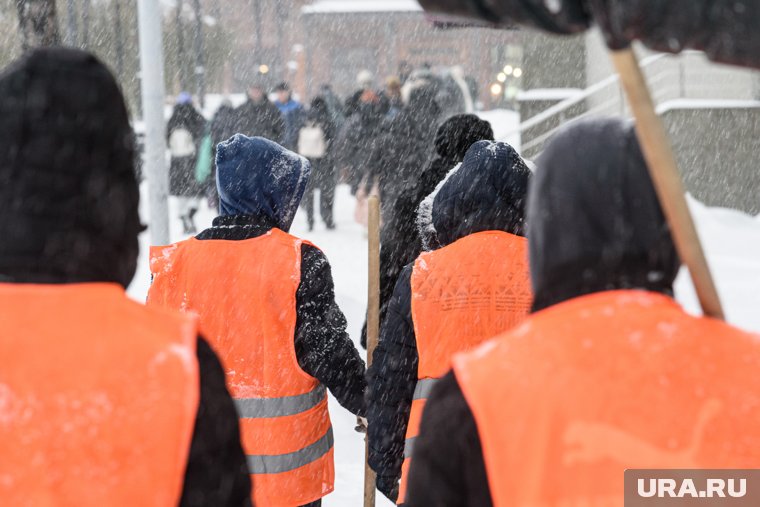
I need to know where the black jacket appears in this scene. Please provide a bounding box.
[367,140,531,503]
[367,115,494,348]
[195,215,367,416]
[234,98,284,144]
[211,104,238,148]
[0,48,251,507]
[167,102,207,197]
[366,86,441,209]
[337,95,389,193]
[404,118,680,506]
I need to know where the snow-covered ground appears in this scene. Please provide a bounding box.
[128,181,760,506]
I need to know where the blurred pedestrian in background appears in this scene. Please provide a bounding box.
[235,83,283,143]
[167,92,206,234]
[274,82,305,151]
[299,97,337,231]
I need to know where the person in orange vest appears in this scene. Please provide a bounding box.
[0,48,251,506]
[366,140,533,503]
[404,117,760,506]
[148,135,367,507]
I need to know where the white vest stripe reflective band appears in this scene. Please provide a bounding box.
[403,436,417,459]
[412,377,439,400]
[246,426,334,474]
[403,377,440,460]
[234,385,326,419]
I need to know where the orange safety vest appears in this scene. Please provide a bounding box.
[454,290,760,507]
[0,283,199,507]
[398,230,532,502]
[148,228,333,507]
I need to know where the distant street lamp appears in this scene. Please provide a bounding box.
[259,64,270,74]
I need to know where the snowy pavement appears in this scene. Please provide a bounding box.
[128,183,760,507]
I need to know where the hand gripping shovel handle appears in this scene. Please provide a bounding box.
[364,196,381,507]
[609,48,724,320]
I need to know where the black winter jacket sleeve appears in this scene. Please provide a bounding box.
[366,265,418,502]
[181,336,252,507]
[403,370,492,507]
[295,244,367,417]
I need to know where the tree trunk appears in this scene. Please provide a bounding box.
[16,0,61,50]
[191,0,206,108]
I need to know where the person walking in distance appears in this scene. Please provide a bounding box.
[167,92,207,235]
[298,96,337,231]
[234,83,284,143]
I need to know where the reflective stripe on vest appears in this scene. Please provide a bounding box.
[235,385,327,419]
[413,377,439,401]
[0,283,199,506]
[403,378,439,459]
[453,291,760,507]
[148,229,334,506]
[247,426,334,474]
[398,231,532,504]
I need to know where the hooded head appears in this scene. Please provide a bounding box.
[419,140,531,249]
[0,48,141,287]
[434,114,494,163]
[529,118,680,312]
[216,135,311,232]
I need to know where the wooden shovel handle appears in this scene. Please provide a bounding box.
[364,196,381,507]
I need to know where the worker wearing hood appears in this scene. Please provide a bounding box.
[148,135,367,507]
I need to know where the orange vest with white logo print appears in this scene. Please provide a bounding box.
[148,228,333,507]
[398,231,532,503]
[0,283,199,507]
[453,290,760,507]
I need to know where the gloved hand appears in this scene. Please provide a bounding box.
[376,475,400,504]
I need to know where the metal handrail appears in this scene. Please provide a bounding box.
[509,53,669,136]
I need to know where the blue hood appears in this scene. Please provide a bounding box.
[216,135,311,231]
[430,140,531,247]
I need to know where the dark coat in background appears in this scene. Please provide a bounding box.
[404,118,680,507]
[211,103,238,149]
[0,48,251,507]
[234,98,284,144]
[207,103,238,206]
[167,102,207,197]
[211,136,367,416]
[337,92,389,194]
[367,85,442,211]
[274,98,305,151]
[365,115,494,347]
[367,141,531,503]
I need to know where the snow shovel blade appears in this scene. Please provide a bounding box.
[417,0,590,34]
[419,0,760,70]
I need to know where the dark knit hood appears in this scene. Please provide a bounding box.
[216,135,311,232]
[0,48,141,287]
[529,117,680,312]
[434,114,494,162]
[420,140,531,249]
